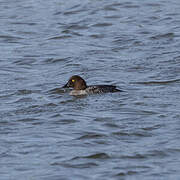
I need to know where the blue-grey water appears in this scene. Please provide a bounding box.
[1,0,180,179]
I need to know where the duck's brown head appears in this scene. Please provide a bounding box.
[63,75,87,90]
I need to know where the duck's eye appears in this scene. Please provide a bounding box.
[72,79,75,82]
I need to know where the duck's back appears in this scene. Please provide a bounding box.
[86,85,121,94]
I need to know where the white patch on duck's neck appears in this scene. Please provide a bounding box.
[69,90,88,96]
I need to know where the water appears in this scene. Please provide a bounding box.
[1,0,180,179]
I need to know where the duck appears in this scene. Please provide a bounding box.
[62,75,121,96]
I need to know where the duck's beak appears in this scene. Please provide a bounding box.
[62,83,68,88]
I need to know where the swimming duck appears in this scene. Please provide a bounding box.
[63,75,121,95]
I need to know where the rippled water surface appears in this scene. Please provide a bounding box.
[1,0,180,179]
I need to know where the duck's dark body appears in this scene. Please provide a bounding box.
[85,85,121,93]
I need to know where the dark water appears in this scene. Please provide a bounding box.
[1,0,180,179]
